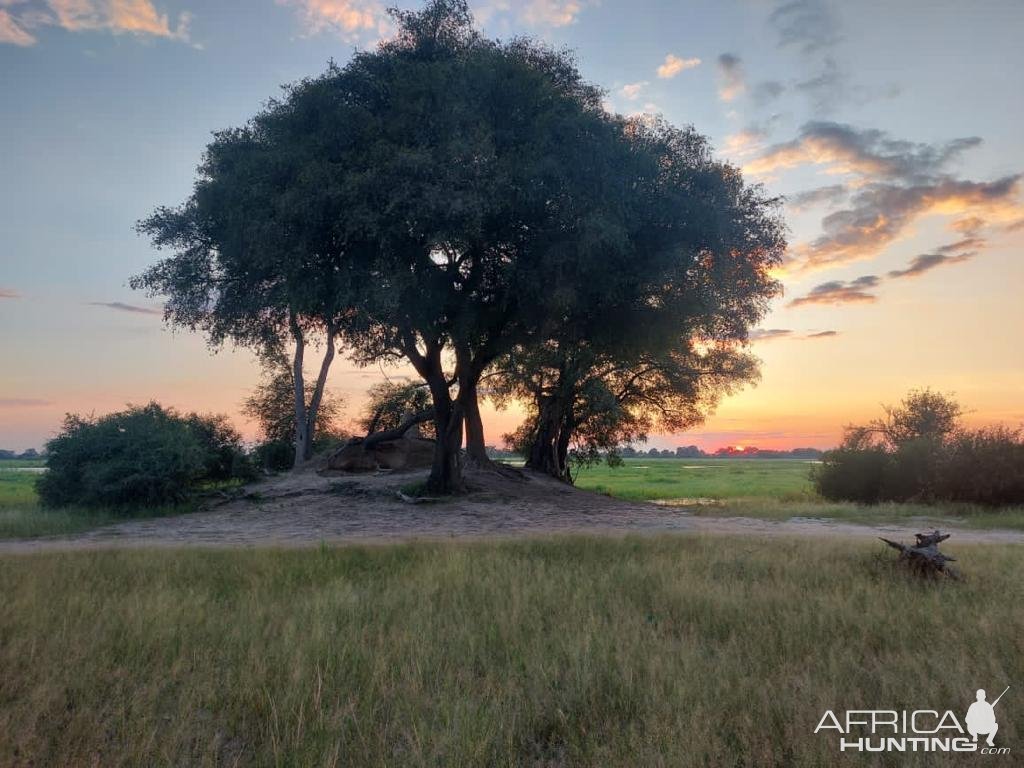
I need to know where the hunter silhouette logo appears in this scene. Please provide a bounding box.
[966,687,1008,747]
[814,685,1011,755]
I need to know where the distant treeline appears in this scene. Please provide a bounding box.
[621,445,824,459]
[486,445,824,460]
[0,449,42,460]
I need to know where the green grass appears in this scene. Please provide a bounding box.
[574,458,816,501]
[0,458,46,469]
[690,498,1024,530]
[0,467,193,539]
[0,466,41,508]
[576,458,1024,530]
[0,536,1019,766]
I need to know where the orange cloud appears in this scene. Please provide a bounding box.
[743,122,981,180]
[281,0,388,41]
[619,81,647,101]
[657,53,701,79]
[0,8,35,45]
[522,0,585,27]
[0,0,190,45]
[788,275,879,307]
[796,176,1022,271]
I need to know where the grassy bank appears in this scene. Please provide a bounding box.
[0,466,209,539]
[575,458,1024,530]
[574,457,815,501]
[0,536,1020,766]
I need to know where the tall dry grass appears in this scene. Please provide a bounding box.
[0,535,1020,766]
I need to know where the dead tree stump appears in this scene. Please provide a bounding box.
[879,530,961,579]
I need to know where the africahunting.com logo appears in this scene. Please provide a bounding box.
[815,686,1010,755]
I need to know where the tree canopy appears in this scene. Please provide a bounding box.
[134,0,787,492]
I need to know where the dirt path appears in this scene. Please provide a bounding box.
[3,467,1023,554]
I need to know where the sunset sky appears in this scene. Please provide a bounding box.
[2,0,1023,452]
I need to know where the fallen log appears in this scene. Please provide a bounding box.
[879,530,961,579]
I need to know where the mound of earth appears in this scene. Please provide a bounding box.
[326,437,435,472]
[4,462,1023,552]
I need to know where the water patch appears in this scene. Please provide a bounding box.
[652,497,724,507]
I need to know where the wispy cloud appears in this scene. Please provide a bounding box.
[716,53,745,102]
[887,252,975,279]
[89,301,162,315]
[619,81,647,101]
[744,121,981,180]
[473,0,589,28]
[0,287,20,299]
[0,8,35,45]
[787,184,847,212]
[794,56,846,114]
[0,398,52,408]
[798,175,1019,271]
[748,328,793,342]
[751,80,785,107]
[521,0,585,27]
[749,328,840,341]
[279,0,389,42]
[744,121,1022,271]
[768,0,842,54]
[788,275,879,307]
[657,53,700,79]
[0,1,192,46]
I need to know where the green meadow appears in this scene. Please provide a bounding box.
[0,463,179,539]
[574,457,816,501]
[575,458,1024,530]
[0,536,1019,767]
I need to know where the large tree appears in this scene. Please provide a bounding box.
[132,73,359,466]
[133,0,785,494]
[320,0,649,492]
[491,120,786,480]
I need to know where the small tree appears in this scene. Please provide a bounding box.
[872,388,963,448]
[133,70,359,468]
[242,354,345,468]
[358,381,435,440]
[814,390,1024,506]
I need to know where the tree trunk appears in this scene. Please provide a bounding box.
[363,408,435,448]
[302,323,336,461]
[525,396,572,482]
[460,378,489,463]
[426,371,464,494]
[290,315,308,469]
[879,530,960,579]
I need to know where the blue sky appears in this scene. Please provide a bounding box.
[1,0,1023,450]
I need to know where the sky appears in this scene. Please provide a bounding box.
[1,0,1023,452]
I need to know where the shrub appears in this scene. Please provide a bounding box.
[185,412,256,482]
[814,390,1024,507]
[37,402,251,510]
[252,440,295,472]
[813,445,889,503]
[937,426,1024,506]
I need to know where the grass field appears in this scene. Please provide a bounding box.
[574,458,815,501]
[575,458,1024,530]
[0,536,1019,767]
[0,464,189,539]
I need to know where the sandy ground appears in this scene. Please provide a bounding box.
[3,465,1023,554]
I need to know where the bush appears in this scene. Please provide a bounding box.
[185,412,256,482]
[813,446,889,503]
[937,426,1024,506]
[814,392,1024,507]
[252,440,294,472]
[37,402,251,510]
